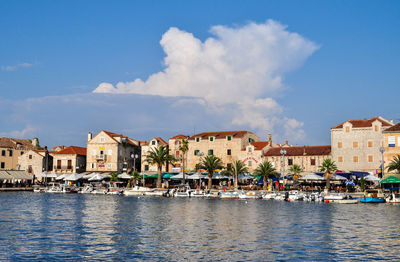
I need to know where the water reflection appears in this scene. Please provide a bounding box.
[0,193,399,261]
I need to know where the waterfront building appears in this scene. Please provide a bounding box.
[263,145,331,174]
[187,131,259,171]
[0,137,37,170]
[18,148,53,176]
[331,117,393,173]
[382,122,400,173]
[168,134,190,172]
[52,146,87,174]
[141,137,169,172]
[86,131,140,173]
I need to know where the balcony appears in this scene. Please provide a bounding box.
[53,166,73,170]
[96,154,107,161]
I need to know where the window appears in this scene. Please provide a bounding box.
[91,163,96,169]
[368,141,373,148]
[353,156,359,163]
[345,126,350,132]
[248,161,252,167]
[311,159,316,165]
[9,150,12,157]
[209,137,214,142]
[145,165,149,171]
[288,159,293,166]
[175,151,180,158]
[57,160,61,169]
[28,165,32,173]
[1,162,4,169]
[338,142,342,148]
[100,137,105,143]
[100,150,104,155]
[208,149,214,155]
[194,150,200,156]
[1,150,5,156]
[227,163,232,170]
[338,156,343,163]
[67,160,72,169]
[151,140,156,145]
[353,141,358,148]
[368,155,373,162]
[92,150,96,156]
[108,163,112,169]
[248,147,252,153]
[108,150,113,156]
[20,151,24,155]
[249,138,255,143]
[227,136,232,141]
[29,155,32,160]
[196,137,200,142]
[375,125,379,132]
[227,149,231,155]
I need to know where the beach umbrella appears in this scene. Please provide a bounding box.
[162,173,175,179]
[117,173,132,179]
[187,173,207,180]
[83,172,99,179]
[300,173,326,181]
[56,174,66,180]
[345,180,355,186]
[170,173,186,179]
[380,176,400,184]
[88,173,110,181]
[364,174,380,182]
[332,174,347,181]
[65,173,84,181]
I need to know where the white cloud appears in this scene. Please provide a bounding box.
[94,20,318,141]
[1,62,33,72]
[0,125,37,138]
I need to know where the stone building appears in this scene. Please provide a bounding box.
[263,146,332,174]
[331,117,393,173]
[141,137,169,172]
[52,146,87,174]
[18,149,53,176]
[0,137,37,170]
[168,134,190,172]
[86,131,140,173]
[382,122,400,173]
[187,131,259,171]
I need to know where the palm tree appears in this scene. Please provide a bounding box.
[199,155,224,189]
[387,155,400,174]
[231,160,248,190]
[129,170,141,187]
[254,161,277,190]
[289,164,303,181]
[179,139,189,184]
[144,145,175,188]
[110,172,119,182]
[319,158,337,193]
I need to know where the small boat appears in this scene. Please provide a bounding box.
[262,192,277,200]
[324,193,346,203]
[288,191,304,201]
[238,191,261,199]
[360,191,385,203]
[144,190,164,196]
[45,183,64,193]
[91,188,108,194]
[336,198,359,204]
[79,184,94,194]
[386,193,400,203]
[33,186,46,193]
[219,191,239,199]
[174,185,193,197]
[124,186,153,196]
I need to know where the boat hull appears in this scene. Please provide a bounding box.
[360,197,385,203]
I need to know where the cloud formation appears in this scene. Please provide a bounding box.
[1,62,33,72]
[94,19,318,140]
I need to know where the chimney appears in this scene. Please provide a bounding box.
[268,133,272,144]
[32,138,38,147]
[285,140,289,146]
[88,132,92,142]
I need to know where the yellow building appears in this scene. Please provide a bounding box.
[383,122,400,173]
[1,137,37,170]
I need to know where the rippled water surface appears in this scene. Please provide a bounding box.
[0,193,400,261]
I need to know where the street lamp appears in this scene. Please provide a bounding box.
[280,149,287,178]
[131,153,139,171]
[379,146,385,178]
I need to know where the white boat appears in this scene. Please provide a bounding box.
[324,193,346,203]
[288,191,304,201]
[45,183,65,193]
[336,198,359,204]
[79,184,94,194]
[263,192,278,200]
[107,187,122,195]
[124,186,153,196]
[173,185,194,197]
[144,190,165,196]
[238,191,261,199]
[219,191,239,199]
[33,186,46,193]
[386,193,400,203]
[305,192,324,202]
[191,190,206,197]
[91,188,108,194]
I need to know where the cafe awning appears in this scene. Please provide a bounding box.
[6,170,33,180]
[0,171,12,179]
[380,176,400,184]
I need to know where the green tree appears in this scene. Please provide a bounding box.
[129,170,141,187]
[254,161,277,190]
[231,160,248,190]
[319,158,337,193]
[110,172,119,182]
[199,155,224,189]
[179,139,189,184]
[144,145,175,188]
[289,164,303,181]
[387,155,400,174]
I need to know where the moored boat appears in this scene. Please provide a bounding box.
[386,193,400,203]
[123,186,153,196]
[219,191,239,199]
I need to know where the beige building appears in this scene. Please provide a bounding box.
[141,137,169,172]
[1,137,37,170]
[86,131,140,173]
[168,134,190,172]
[52,146,87,174]
[187,131,259,171]
[263,146,332,174]
[18,149,52,176]
[382,122,400,174]
[331,117,393,173]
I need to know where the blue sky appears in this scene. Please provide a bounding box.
[1,0,399,148]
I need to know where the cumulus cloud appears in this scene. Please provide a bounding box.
[1,62,33,72]
[0,125,37,138]
[94,20,318,140]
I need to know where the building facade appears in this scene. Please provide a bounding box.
[382,122,400,174]
[187,131,259,171]
[0,137,37,170]
[263,146,332,174]
[141,137,169,172]
[331,117,393,173]
[168,134,190,172]
[52,146,87,174]
[86,131,140,173]
[18,149,53,176]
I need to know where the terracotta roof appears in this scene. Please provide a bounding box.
[101,130,139,146]
[384,122,400,132]
[0,137,36,150]
[250,141,269,150]
[264,146,331,157]
[54,146,87,156]
[170,134,189,140]
[189,131,253,140]
[332,117,393,129]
